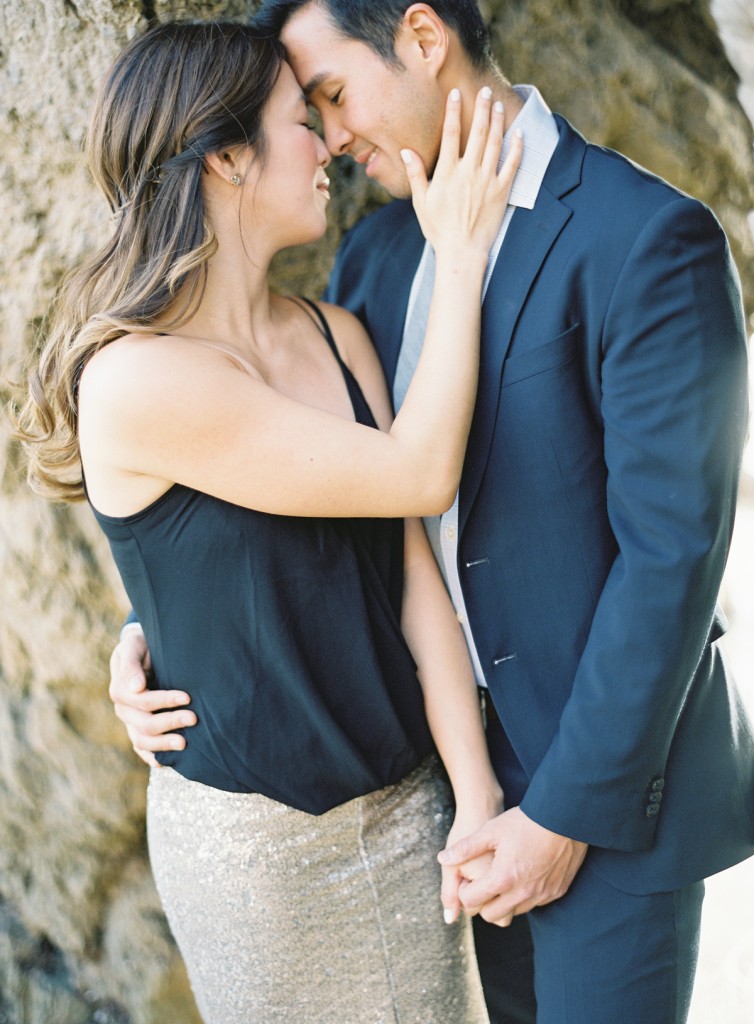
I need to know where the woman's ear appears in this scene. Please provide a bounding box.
[204,149,245,186]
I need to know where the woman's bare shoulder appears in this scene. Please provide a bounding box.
[78,332,232,437]
[82,332,215,388]
[84,332,171,380]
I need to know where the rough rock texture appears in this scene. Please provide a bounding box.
[0,1,752,1021]
[485,0,754,312]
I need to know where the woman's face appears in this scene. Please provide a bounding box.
[246,61,331,251]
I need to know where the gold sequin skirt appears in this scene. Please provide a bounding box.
[147,756,489,1023]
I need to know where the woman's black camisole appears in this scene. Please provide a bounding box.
[91,300,433,814]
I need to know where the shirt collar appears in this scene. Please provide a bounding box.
[500,85,560,210]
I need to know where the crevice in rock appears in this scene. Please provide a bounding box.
[615,0,738,99]
[141,0,157,24]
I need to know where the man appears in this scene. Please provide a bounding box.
[109,3,754,1021]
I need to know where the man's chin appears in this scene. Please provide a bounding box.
[376,172,412,201]
[392,182,413,200]
[383,159,434,200]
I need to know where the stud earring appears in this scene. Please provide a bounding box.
[230,174,241,186]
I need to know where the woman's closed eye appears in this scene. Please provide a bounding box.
[306,105,324,134]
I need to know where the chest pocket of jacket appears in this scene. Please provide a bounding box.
[502,323,581,388]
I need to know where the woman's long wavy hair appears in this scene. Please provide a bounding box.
[14,20,284,501]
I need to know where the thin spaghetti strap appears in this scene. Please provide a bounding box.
[288,296,342,363]
[287,296,377,430]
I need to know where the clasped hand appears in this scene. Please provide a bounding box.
[440,806,588,928]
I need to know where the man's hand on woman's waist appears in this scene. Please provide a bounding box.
[110,624,197,766]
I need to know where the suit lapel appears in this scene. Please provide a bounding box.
[459,116,586,535]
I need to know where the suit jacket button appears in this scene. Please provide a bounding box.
[649,792,663,804]
[646,804,660,817]
[651,778,665,792]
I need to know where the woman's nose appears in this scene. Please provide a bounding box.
[316,134,331,168]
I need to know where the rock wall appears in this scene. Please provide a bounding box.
[0,2,752,1021]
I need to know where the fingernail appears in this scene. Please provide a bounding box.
[443,908,455,925]
[128,676,142,692]
[449,88,461,102]
[179,714,195,727]
[494,101,504,114]
[515,127,523,138]
[171,738,185,750]
[437,850,450,864]
[400,149,413,164]
[481,86,492,100]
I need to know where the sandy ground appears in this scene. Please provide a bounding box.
[687,400,754,1021]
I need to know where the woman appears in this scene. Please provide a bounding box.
[16,20,521,1024]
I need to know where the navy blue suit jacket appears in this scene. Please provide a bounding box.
[324,115,754,895]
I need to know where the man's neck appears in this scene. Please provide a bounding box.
[455,75,524,149]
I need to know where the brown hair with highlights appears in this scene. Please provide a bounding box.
[14,20,284,500]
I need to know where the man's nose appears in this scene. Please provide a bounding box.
[322,114,354,158]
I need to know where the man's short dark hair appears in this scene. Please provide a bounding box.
[254,0,494,71]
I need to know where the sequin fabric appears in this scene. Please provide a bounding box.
[147,756,489,1023]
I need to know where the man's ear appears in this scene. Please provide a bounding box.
[399,3,450,76]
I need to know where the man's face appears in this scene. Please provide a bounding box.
[281,4,444,198]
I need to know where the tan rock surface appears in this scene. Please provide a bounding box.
[1,1,752,1020]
